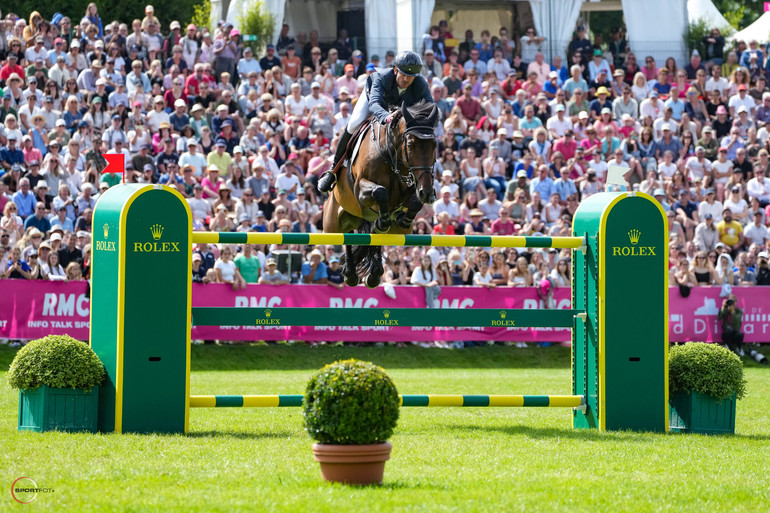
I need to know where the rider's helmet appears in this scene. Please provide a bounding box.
[393,51,423,77]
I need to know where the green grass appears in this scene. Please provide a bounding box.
[2,344,770,512]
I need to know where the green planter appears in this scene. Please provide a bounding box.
[669,390,736,435]
[18,385,100,433]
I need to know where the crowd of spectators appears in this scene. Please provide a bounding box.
[1,8,769,292]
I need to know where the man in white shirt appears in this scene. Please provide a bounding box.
[333,102,351,137]
[432,186,460,224]
[747,166,770,206]
[698,188,723,222]
[48,55,74,88]
[487,49,511,81]
[253,146,280,182]
[728,85,757,118]
[685,146,712,183]
[304,82,332,112]
[704,65,729,99]
[478,187,502,221]
[546,104,572,138]
[744,211,768,246]
[25,37,48,64]
[187,184,211,221]
[639,91,664,120]
[275,155,304,197]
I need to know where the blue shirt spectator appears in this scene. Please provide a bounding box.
[13,182,36,218]
[301,250,328,284]
[530,168,555,199]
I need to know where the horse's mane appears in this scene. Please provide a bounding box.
[399,100,438,129]
[406,101,436,120]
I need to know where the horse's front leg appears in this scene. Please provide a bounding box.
[396,190,423,230]
[358,178,391,233]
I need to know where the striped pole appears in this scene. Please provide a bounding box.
[189,395,585,408]
[191,232,585,249]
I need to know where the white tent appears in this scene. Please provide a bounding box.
[731,11,770,44]
[687,0,731,31]
[221,0,690,64]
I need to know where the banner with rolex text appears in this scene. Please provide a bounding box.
[1,281,768,342]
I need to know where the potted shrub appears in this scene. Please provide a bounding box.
[303,359,399,485]
[669,342,746,435]
[8,335,105,433]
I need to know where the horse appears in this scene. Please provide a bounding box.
[323,101,439,288]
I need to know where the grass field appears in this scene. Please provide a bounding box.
[2,344,770,513]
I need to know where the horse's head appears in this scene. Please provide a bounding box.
[400,102,439,204]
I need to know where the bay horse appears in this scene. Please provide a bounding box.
[323,101,439,288]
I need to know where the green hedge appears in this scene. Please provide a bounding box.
[303,359,399,445]
[669,342,746,402]
[7,335,105,391]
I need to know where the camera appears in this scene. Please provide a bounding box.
[724,299,734,307]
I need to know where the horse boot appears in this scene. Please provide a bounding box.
[318,130,352,193]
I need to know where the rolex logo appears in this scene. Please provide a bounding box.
[103,223,109,238]
[265,309,272,318]
[383,310,390,319]
[500,310,507,319]
[628,229,641,245]
[150,224,164,240]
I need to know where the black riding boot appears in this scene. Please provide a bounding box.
[318,130,352,193]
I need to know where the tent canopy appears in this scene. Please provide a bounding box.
[731,11,770,43]
[223,0,691,65]
[687,0,731,31]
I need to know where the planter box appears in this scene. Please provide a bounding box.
[18,385,99,433]
[669,390,736,435]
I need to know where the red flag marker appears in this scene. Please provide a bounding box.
[101,153,126,183]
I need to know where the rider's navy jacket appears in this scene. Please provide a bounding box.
[366,68,433,124]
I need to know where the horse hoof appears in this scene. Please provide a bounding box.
[365,274,381,289]
[396,215,414,230]
[344,274,360,287]
[374,218,391,234]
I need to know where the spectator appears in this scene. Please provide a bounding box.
[301,248,328,284]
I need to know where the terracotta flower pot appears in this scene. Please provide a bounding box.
[311,442,392,485]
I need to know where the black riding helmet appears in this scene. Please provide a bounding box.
[394,51,423,77]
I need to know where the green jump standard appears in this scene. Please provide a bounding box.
[90,185,668,435]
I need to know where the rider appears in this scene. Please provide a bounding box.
[317,50,434,193]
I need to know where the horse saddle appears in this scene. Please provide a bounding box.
[343,118,374,180]
[331,118,375,218]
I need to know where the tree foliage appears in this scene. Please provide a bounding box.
[238,0,276,54]
[711,0,764,30]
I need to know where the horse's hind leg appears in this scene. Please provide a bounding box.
[358,178,391,233]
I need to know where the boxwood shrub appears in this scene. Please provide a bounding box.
[303,359,399,445]
[669,342,746,401]
[7,335,105,391]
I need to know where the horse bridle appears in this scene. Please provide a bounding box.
[374,115,436,188]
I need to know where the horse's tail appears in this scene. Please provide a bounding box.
[341,220,383,278]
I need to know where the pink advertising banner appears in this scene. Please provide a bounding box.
[1,281,769,343]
